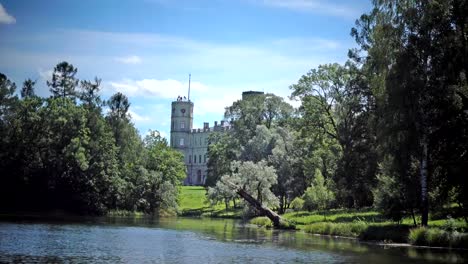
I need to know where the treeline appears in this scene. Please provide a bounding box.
[206,0,468,225]
[0,62,186,215]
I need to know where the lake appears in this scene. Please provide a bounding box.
[0,216,466,263]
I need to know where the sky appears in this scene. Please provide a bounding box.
[0,0,371,138]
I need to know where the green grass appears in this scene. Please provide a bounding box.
[250,216,273,228]
[178,187,467,247]
[409,227,468,248]
[282,209,467,247]
[178,186,209,211]
[178,186,242,218]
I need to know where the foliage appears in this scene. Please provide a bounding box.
[47,61,78,99]
[302,169,335,212]
[290,197,304,211]
[208,160,279,212]
[0,62,186,215]
[409,227,468,248]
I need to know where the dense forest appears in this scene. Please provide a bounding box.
[0,62,186,215]
[206,0,468,226]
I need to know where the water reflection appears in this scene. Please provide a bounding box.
[0,216,466,263]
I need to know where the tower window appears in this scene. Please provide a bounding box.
[180,121,185,129]
[189,155,192,164]
[204,154,207,163]
[199,155,202,164]
[180,138,184,146]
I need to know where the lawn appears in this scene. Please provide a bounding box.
[178,186,242,218]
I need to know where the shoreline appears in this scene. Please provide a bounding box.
[1,212,467,251]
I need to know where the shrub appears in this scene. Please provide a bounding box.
[408,227,468,248]
[290,197,304,211]
[303,222,367,237]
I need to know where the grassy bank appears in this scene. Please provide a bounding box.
[178,186,242,218]
[250,208,468,248]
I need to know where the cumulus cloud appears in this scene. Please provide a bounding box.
[115,55,142,64]
[0,3,15,24]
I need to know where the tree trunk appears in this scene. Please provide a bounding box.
[224,181,284,228]
[236,188,282,228]
[420,136,429,226]
[411,207,417,227]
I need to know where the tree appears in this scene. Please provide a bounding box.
[302,169,335,216]
[352,0,468,225]
[21,79,36,98]
[270,126,305,213]
[290,63,378,208]
[108,92,130,119]
[79,77,102,108]
[205,132,238,186]
[230,160,278,208]
[47,61,79,99]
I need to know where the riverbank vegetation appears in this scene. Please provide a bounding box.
[0,64,186,215]
[205,0,468,246]
[250,209,468,248]
[1,0,467,249]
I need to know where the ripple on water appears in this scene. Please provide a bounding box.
[0,220,466,264]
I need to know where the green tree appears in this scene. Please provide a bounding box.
[47,61,79,99]
[302,169,335,215]
[79,77,102,108]
[352,0,468,225]
[226,160,278,208]
[21,79,36,98]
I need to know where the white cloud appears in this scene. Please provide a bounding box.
[115,55,142,64]
[38,68,53,81]
[107,78,208,99]
[0,4,15,24]
[257,0,359,18]
[128,109,151,122]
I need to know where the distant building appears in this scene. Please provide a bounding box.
[170,91,263,185]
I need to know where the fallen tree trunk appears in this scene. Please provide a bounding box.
[224,180,287,229]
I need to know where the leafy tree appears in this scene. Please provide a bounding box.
[302,169,335,215]
[79,77,102,108]
[352,0,468,225]
[21,78,36,98]
[108,92,130,119]
[228,160,278,208]
[47,61,79,99]
[270,126,305,213]
[290,63,378,207]
[207,174,239,210]
[205,132,238,186]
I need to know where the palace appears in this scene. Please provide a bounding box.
[169,91,263,185]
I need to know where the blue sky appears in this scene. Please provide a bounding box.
[0,0,371,138]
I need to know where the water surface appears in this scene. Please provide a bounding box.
[0,217,466,263]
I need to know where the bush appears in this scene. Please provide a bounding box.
[290,197,304,211]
